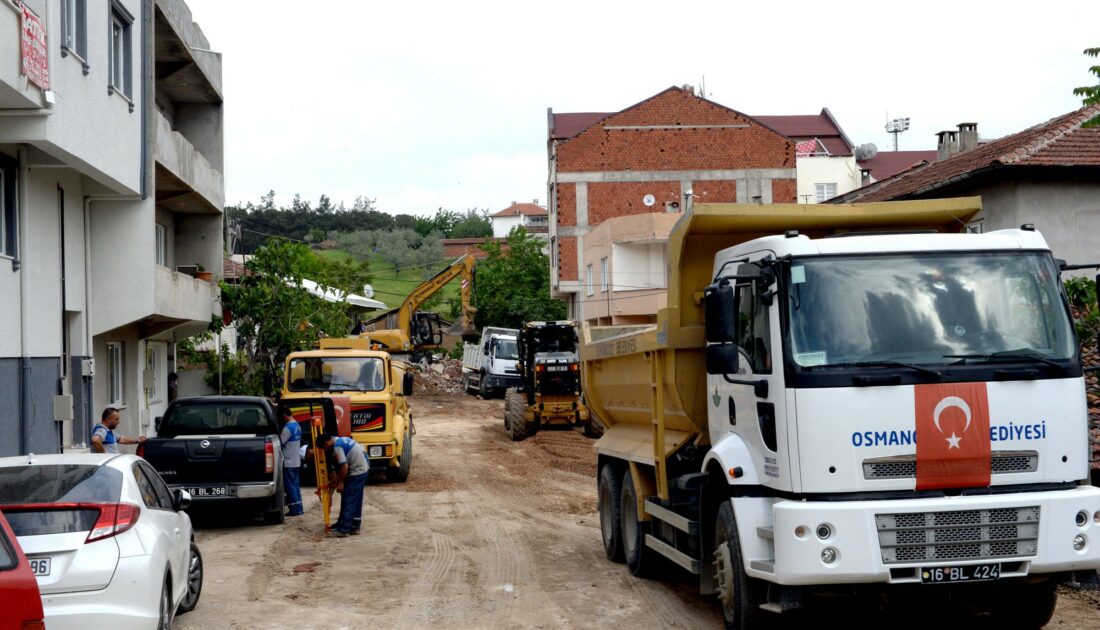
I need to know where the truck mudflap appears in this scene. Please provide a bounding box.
[756,485,1100,586]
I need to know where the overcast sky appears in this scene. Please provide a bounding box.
[185,0,1096,216]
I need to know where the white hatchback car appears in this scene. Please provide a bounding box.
[0,453,203,630]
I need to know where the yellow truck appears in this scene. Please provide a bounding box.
[584,198,1100,627]
[281,338,414,482]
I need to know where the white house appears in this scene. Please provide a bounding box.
[0,0,224,454]
[490,200,548,238]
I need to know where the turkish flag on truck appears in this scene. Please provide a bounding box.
[914,382,992,490]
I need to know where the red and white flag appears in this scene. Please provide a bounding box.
[914,382,991,490]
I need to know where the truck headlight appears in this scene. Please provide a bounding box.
[369,446,383,457]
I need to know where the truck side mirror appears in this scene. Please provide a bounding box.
[704,282,737,343]
[706,344,740,374]
[402,372,414,396]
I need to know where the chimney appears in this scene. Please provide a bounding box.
[936,130,959,161]
[957,122,978,153]
[860,168,872,187]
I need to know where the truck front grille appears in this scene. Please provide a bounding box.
[876,506,1040,564]
[863,451,1038,480]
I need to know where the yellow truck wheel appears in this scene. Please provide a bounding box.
[505,389,528,441]
[386,431,412,483]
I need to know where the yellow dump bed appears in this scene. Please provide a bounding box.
[580,198,981,494]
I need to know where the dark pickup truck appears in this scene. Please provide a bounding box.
[139,396,286,524]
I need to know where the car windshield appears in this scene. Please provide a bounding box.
[287,357,386,392]
[0,465,122,505]
[161,403,275,435]
[786,251,1075,368]
[494,339,518,360]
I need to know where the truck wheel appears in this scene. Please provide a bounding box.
[387,432,413,483]
[525,412,539,438]
[263,489,285,525]
[462,372,473,394]
[620,468,656,577]
[478,371,493,398]
[988,579,1058,628]
[583,413,604,438]
[713,501,763,630]
[505,389,528,441]
[598,464,624,562]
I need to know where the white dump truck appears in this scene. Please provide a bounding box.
[583,198,1100,628]
[462,326,521,398]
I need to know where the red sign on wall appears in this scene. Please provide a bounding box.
[20,2,50,91]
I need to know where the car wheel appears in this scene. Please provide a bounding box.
[158,573,173,630]
[263,489,285,525]
[176,541,203,615]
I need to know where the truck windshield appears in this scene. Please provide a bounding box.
[287,357,386,392]
[494,339,519,360]
[786,251,1075,368]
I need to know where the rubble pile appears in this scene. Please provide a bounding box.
[412,357,465,395]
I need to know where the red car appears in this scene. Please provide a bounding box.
[0,510,45,630]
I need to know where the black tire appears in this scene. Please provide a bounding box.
[462,372,473,394]
[598,464,624,562]
[386,431,412,483]
[176,541,203,615]
[583,412,604,438]
[713,501,764,630]
[157,573,173,630]
[621,468,656,577]
[478,370,492,398]
[988,579,1058,629]
[263,489,285,525]
[505,389,528,441]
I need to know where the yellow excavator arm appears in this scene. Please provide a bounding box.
[362,255,477,350]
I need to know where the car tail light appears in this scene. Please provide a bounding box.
[570,364,579,371]
[136,442,145,458]
[87,503,141,543]
[22,621,46,630]
[265,441,275,474]
[535,365,545,372]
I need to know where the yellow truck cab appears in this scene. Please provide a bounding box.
[281,337,414,482]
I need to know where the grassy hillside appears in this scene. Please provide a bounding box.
[315,249,461,316]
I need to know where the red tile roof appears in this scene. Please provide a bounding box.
[832,105,1100,203]
[857,150,938,181]
[550,112,611,141]
[490,202,548,218]
[754,109,854,156]
[223,257,246,280]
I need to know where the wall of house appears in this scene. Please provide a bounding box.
[549,88,796,321]
[492,215,522,237]
[795,156,860,203]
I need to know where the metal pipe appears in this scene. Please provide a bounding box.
[17,147,31,454]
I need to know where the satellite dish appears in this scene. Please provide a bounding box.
[642,194,656,207]
[362,284,374,299]
[855,143,878,161]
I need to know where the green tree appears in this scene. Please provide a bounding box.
[450,209,492,238]
[474,228,565,329]
[1074,47,1100,127]
[214,240,351,394]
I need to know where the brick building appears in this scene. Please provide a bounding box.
[547,86,796,322]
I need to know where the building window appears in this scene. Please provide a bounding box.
[600,257,609,292]
[814,183,837,203]
[586,264,594,296]
[965,222,983,234]
[0,155,15,257]
[107,342,124,406]
[60,0,87,60]
[108,2,133,98]
[155,223,166,266]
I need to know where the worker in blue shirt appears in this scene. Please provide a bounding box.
[90,406,145,454]
[278,407,304,517]
[314,434,369,537]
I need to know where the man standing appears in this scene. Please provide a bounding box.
[90,406,146,454]
[314,434,368,537]
[279,407,304,517]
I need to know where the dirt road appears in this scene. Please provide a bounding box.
[175,394,1100,629]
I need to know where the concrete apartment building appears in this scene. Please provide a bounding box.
[0,0,223,455]
[547,86,796,324]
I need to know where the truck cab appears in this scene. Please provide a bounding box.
[281,338,414,482]
[462,326,521,398]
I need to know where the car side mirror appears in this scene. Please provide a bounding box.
[704,282,737,343]
[173,489,192,511]
[706,343,740,375]
[402,372,414,396]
